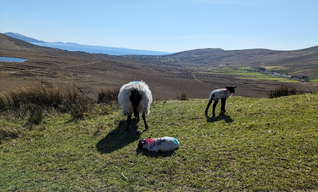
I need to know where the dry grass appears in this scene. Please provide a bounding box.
[0,126,23,140]
[177,93,189,100]
[268,85,298,98]
[97,88,120,104]
[0,83,90,122]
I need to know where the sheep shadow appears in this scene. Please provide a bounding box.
[96,119,146,154]
[136,148,178,158]
[206,112,234,123]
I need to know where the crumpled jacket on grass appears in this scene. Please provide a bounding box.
[138,136,179,152]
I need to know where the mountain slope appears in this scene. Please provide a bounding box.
[164,46,318,66]
[131,46,318,79]
[3,32,171,55]
[4,32,45,43]
[1,33,317,100]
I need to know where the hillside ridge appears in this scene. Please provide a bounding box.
[1,33,317,100]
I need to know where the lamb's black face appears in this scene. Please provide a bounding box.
[226,86,236,94]
[138,139,147,149]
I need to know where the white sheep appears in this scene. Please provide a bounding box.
[205,86,236,117]
[138,136,179,152]
[118,81,152,131]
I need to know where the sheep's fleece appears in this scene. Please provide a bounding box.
[209,88,233,101]
[118,81,152,115]
[139,137,179,152]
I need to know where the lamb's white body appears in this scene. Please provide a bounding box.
[209,88,232,101]
[139,137,179,152]
[118,81,152,116]
[205,86,236,117]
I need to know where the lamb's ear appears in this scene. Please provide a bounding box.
[148,137,151,139]
[234,86,236,89]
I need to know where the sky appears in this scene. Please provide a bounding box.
[0,0,317,53]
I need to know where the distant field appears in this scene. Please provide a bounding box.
[201,66,300,83]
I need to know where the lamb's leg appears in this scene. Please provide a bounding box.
[221,98,226,112]
[205,99,212,116]
[142,112,149,130]
[212,100,218,117]
[126,113,132,131]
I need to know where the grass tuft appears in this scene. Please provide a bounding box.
[0,83,91,132]
[0,126,23,140]
[26,105,44,125]
[268,85,298,98]
[97,88,120,104]
[177,93,189,100]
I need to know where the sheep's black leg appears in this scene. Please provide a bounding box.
[212,100,219,117]
[126,113,132,131]
[205,99,212,116]
[134,111,140,122]
[142,112,149,130]
[221,98,226,112]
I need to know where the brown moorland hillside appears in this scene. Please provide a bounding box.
[0,33,317,101]
[127,46,318,79]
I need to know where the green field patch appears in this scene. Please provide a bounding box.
[212,67,298,82]
[241,76,300,82]
[1,94,318,191]
[310,79,318,82]
[264,66,289,71]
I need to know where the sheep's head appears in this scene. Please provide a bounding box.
[226,86,236,94]
[138,139,147,149]
[130,89,142,108]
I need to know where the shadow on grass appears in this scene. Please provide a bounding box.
[206,112,234,123]
[96,118,146,154]
[136,148,177,158]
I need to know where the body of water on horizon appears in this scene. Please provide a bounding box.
[0,57,28,62]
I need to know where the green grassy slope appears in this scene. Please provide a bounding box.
[1,94,318,191]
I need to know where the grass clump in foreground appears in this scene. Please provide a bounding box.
[1,93,318,191]
[0,83,90,121]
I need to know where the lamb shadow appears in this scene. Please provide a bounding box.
[136,148,178,158]
[96,119,145,154]
[206,112,234,123]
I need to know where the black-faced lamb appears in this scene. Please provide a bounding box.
[138,136,179,152]
[118,81,152,131]
[205,86,236,117]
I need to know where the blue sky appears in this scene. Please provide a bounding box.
[0,0,317,52]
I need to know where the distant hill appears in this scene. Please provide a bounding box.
[129,45,318,79]
[3,32,171,56]
[1,33,317,100]
[158,46,318,66]
[4,32,45,43]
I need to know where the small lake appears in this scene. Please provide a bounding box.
[0,57,28,62]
